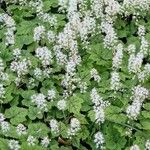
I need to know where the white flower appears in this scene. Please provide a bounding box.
[29,0,43,12]
[91,88,109,124]
[0,72,9,81]
[0,58,4,71]
[0,113,5,123]
[16,124,27,136]
[68,118,80,137]
[5,28,15,45]
[47,30,55,42]
[37,12,57,26]
[94,106,105,124]
[79,14,96,43]
[122,0,150,15]
[10,58,31,77]
[126,100,141,120]
[31,93,47,110]
[145,140,150,150]
[94,131,105,149]
[0,84,5,98]
[43,68,52,78]
[0,13,16,46]
[91,0,104,18]
[101,21,117,49]
[47,89,56,100]
[1,121,10,132]
[112,43,123,70]
[132,85,149,100]
[138,63,150,82]
[58,0,68,10]
[138,25,145,37]
[128,52,144,74]
[27,135,37,146]
[127,44,136,54]
[130,144,140,150]
[41,136,51,147]
[90,88,103,106]
[49,119,59,134]
[78,81,87,93]
[110,71,121,91]
[33,25,45,41]
[126,85,149,120]
[34,68,42,79]
[90,68,101,83]
[35,47,52,66]
[57,99,67,110]
[54,45,67,65]
[66,60,76,76]
[8,140,20,150]
[14,77,21,86]
[140,36,149,55]
[28,78,36,88]
[91,88,110,108]
[13,48,21,59]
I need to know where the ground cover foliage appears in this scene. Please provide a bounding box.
[0,0,150,150]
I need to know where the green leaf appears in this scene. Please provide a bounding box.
[0,138,9,150]
[28,106,43,120]
[141,111,150,119]
[28,123,49,138]
[43,0,58,11]
[88,110,95,122]
[15,35,34,48]
[21,90,36,99]
[143,103,150,110]
[140,120,150,130]
[17,21,35,35]
[106,114,127,124]
[67,95,84,114]
[5,106,28,125]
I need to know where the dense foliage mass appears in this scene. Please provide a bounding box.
[0,0,150,149]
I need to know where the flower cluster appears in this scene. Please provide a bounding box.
[49,119,59,134]
[130,144,140,150]
[29,0,57,26]
[0,13,16,46]
[110,71,121,91]
[0,58,9,81]
[57,99,67,110]
[8,140,20,150]
[128,25,148,74]
[10,58,31,78]
[94,131,105,149]
[0,113,10,133]
[47,89,56,101]
[31,93,47,111]
[145,140,150,150]
[16,124,27,136]
[41,136,51,148]
[27,135,37,146]
[90,88,109,124]
[0,84,5,99]
[138,63,150,82]
[112,43,123,70]
[35,47,52,67]
[126,85,149,120]
[90,68,101,83]
[101,21,118,49]
[67,118,80,138]
[33,25,45,42]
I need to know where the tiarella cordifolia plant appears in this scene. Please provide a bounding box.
[0,0,150,150]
